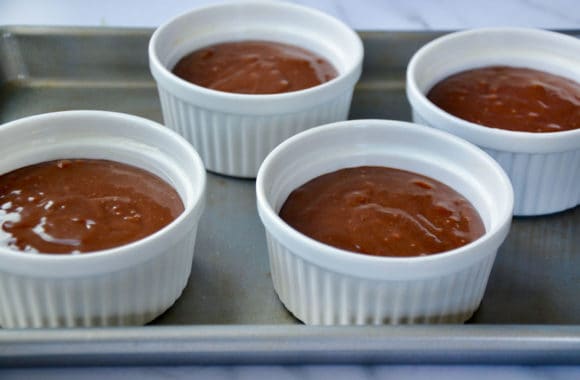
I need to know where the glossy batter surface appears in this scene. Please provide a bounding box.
[427,66,580,133]
[0,159,184,254]
[279,166,485,257]
[172,40,338,94]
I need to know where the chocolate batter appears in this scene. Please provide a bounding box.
[172,40,338,94]
[427,66,580,133]
[0,159,184,254]
[279,166,485,257]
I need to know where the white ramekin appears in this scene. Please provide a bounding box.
[406,28,580,216]
[149,1,363,178]
[0,111,206,328]
[256,119,513,325]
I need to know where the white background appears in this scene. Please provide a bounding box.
[1,0,579,30]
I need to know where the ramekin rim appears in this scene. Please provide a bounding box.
[406,27,580,148]
[0,110,207,263]
[148,0,364,104]
[256,119,514,267]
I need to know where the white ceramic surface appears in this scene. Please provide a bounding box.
[406,27,580,216]
[149,0,363,178]
[0,111,206,327]
[256,119,513,325]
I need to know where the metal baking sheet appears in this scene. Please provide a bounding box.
[0,26,578,365]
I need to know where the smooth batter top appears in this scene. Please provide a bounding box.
[279,166,485,257]
[172,40,338,94]
[427,66,580,133]
[0,159,184,254]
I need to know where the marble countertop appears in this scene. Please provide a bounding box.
[0,0,578,379]
[1,0,579,30]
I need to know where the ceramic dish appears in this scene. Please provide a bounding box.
[256,119,513,325]
[0,111,206,328]
[149,0,363,178]
[406,27,580,216]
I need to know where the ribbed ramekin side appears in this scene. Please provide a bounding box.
[412,110,579,216]
[265,232,496,325]
[485,148,580,215]
[158,89,353,177]
[0,231,196,328]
